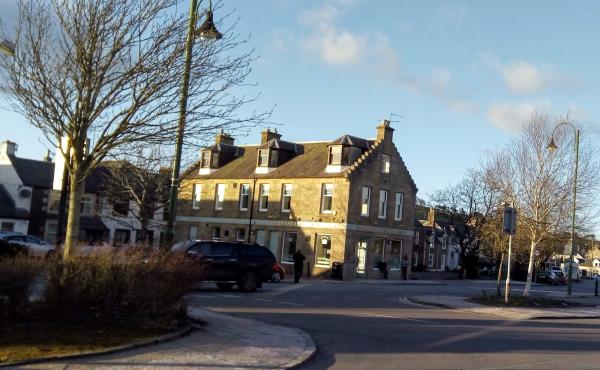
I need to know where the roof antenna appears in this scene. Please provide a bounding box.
[389,112,404,123]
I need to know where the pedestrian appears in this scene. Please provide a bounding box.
[401,255,409,280]
[293,249,306,283]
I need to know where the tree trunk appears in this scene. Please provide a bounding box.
[496,253,504,297]
[63,170,84,259]
[523,240,536,296]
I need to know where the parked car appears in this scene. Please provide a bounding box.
[560,264,582,282]
[537,270,566,285]
[175,240,276,292]
[271,262,285,283]
[0,231,55,258]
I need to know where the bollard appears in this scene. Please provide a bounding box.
[595,279,598,297]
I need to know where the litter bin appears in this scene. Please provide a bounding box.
[331,262,343,280]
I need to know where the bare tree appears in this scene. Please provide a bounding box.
[0,0,268,257]
[101,146,170,246]
[431,167,501,279]
[488,113,599,296]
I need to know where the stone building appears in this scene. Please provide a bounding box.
[413,205,461,272]
[175,120,417,280]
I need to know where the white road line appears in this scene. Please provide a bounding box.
[359,313,435,324]
[275,301,304,307]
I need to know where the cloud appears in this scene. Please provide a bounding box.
[480,52,584,95]
[487,100,552,132]
[297,2,476,113]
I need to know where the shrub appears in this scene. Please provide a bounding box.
[0,239,28,259]
[0,257,40,321]
[44,248,201,328]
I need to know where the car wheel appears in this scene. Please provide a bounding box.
[239,272,259,292]
[216,283,234,291]
[271,271,282,283]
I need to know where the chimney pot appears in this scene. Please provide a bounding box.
[0,141,17,157]
[261,128,282,144]
[215,131,234,146]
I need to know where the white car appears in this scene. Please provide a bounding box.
[0,231,55,258]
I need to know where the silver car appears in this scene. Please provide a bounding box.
[0,231,55,258]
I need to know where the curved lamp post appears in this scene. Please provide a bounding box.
[165,0,221,245]
[0,39,15,56]
[547,121,580,296]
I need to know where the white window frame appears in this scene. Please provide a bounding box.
[212,226,221,240]
[328,145,342,165]
[315,234,332,267]
[389,240,402,270]
[215,184,225,210]
[259,184,270,211]
[394,192,404,221]
[381,154,390,173]
[189,225,198,240]
[192,184,202,209]
[378,190,388,219]
[360,186,370,216]
[428,253,434,268]
[281,184,293,213]
[257,149,269,167]
[321,183,333,214]
[239,184,250,211]
[281,232,298,264]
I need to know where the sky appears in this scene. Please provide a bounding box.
[1,0,599,200]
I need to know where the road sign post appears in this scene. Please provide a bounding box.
[503,206,517,304]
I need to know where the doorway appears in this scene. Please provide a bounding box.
[356,237,368,277]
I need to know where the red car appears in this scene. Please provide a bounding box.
[271,262,285,283]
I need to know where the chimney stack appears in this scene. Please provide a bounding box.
[215,129,234,145]
[43,149,52,162]
[0,140,17,157]
[376,119,394,153]
[261,128,281,145]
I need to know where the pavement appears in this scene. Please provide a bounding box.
[15,307,316,370]
[410,294,600,320]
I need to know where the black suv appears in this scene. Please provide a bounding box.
[177,240,276,292]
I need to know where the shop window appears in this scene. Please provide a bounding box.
[212,226,221,240]
[315,234,331,267]
[281,232,298,263]
[236,228,246,242]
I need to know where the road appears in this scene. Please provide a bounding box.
[189,279,600,370]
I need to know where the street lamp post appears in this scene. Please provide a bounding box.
[0,39,15,56]
[165,0,221,245]
[547,121,580,296]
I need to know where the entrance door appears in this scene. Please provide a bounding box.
[356,237,368,277]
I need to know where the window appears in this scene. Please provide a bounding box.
[241,245,273,257]
[212,244,234,256]
[201,151,211,168]
[442,236,447,250]
[269,150,278,167]
[441,254,446,270]
[282,232,298,263]
[413,251,418,267]
[80,195,93,215]
[321,183,333,213]
[360,186,370,216]
[255,230,266,246]
[113,200,129,216]
[428,253,434,268]
[1,222,14,232]
[259,184,269,211]
[414,231,420,244]
[210,152,219,168]
[48,190,61,214]
[328,145,342,165]
[268,230,280,258]
[189,226,198,240]
[188,242,212,256]
[44,220,58,244]
[373,238,385,267]
[215,184,225,210]
[114,229,130,245]
[315,234,331,266]
[378,190,388,219]
[192,184,202,209]
[236,228,246,242]
[212,226,221,240]
[281,184,292,212]
[257,149,269,167]
[390,240,402,269]
[394,192,404,221]
[381,154,390,173]
[239,184,250,210]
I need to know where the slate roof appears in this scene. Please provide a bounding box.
[0,184,29,219]
[10,157,54,188]
[204,143,245,156]
[186,142,348,180]
[80,216,108,231]
[258,138,302,153]
[330,135,372,149]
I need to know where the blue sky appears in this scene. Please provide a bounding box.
[1,0,599,200]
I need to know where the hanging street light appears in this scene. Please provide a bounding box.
[165,0,222,245]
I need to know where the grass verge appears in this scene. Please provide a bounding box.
[0,322,170,364]
[469,295,584,308]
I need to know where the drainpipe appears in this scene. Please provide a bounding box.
[247,178,257,243]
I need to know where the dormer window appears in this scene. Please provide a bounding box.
[328,145,342,165]
[210,152,219,168]
[257,149,269,167]
[201,151,211,168]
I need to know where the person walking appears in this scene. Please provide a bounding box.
[293,249,306,283]
[401,255,409,280]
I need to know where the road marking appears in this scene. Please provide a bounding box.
[275,301,304,307]
[399,297,435,308]
[356,312,435,324]
[262,282,313,298]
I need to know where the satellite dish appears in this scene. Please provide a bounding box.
[19,188,31,198]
